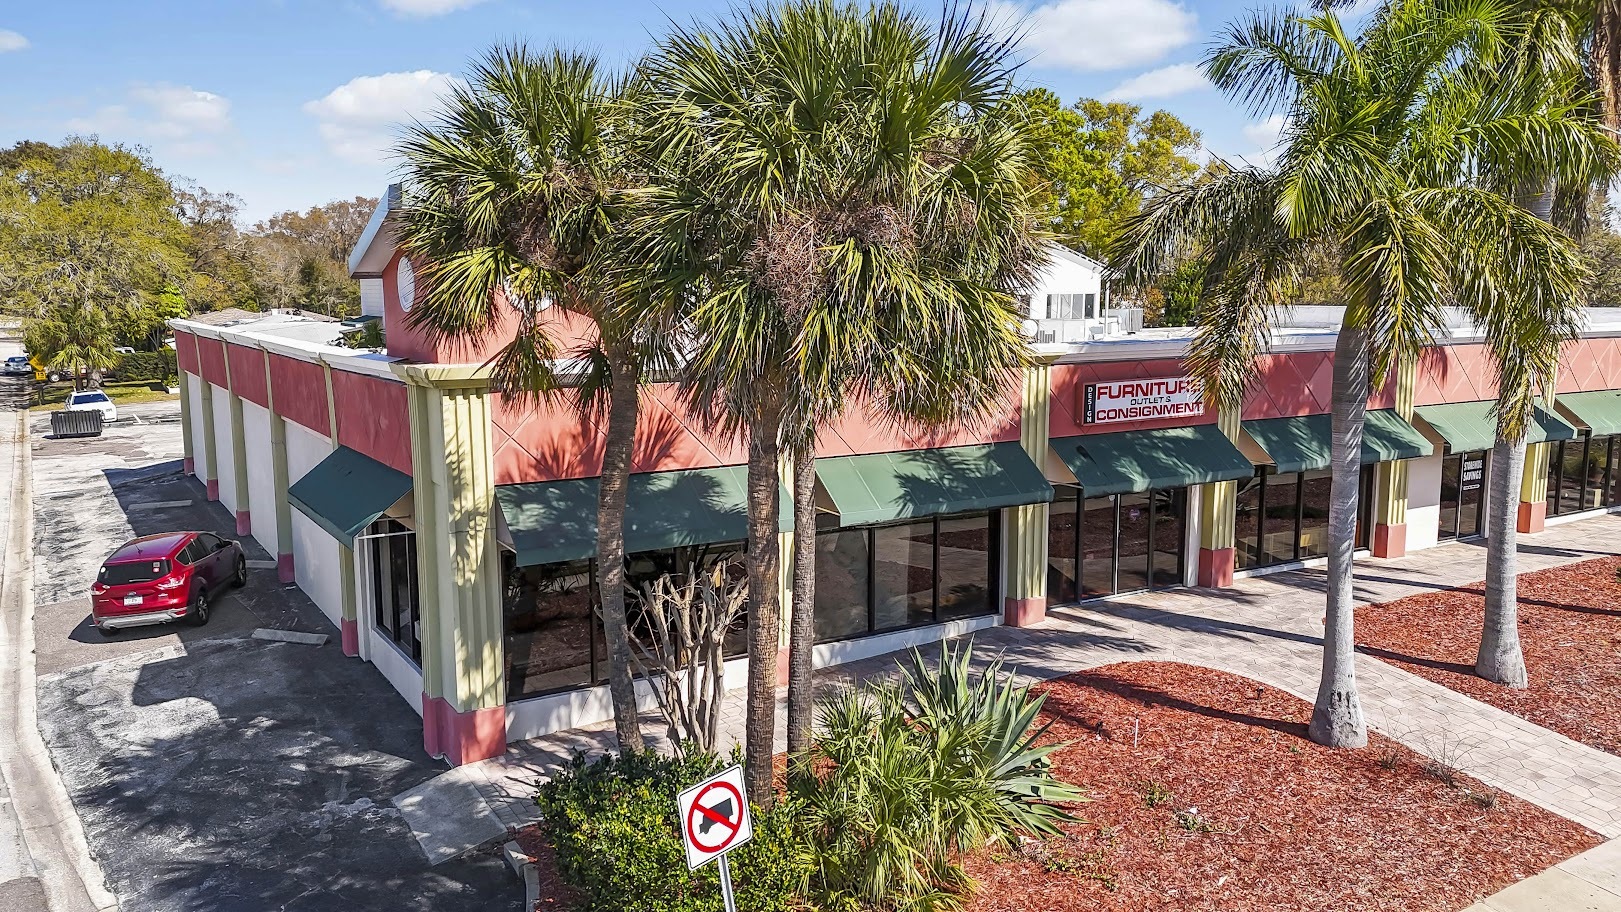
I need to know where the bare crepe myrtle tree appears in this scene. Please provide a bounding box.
[627,562,748,755]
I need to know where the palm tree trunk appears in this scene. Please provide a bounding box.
[1310,321,1370,749]
[1593,1,1621,131]
[596,344,646,754]
[786,441,817,763]
[744,402,785,805]
[1477,427,1529,687]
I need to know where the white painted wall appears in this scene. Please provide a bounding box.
[287,421,344,628]
[366,625,425,715]
[210,384,236,513]
[186,373,209,483]
[1025,246,1106,322]
[240,401,277,556]
[1406,455,1443,552]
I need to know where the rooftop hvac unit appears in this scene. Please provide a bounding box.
[1117,306,1145,334]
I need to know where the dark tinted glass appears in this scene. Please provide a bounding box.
[99,560,169,585]
[873,521,935,631]
[1561,437,1589,514]
[1263,473,1300,564]
[1150,488,1186,588]
[1047,489,1078,605]
[1298,470,1332,559]
[1438,454,1461,540]
[1586,436,1610,508]
[815,528,871,641]
[1548,442,1564,515]
[503,556,598,700]
[1081,495,1116,597]
[1234,474,1262,570]
[1457,451,1486,538]
[937,513,993,621]
[1115,492,1152,593]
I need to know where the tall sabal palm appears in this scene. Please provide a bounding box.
[1111,1,1600,747]
[393,45,652,754]
[629,0,1045,796]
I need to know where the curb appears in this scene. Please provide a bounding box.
[502,840,538,910]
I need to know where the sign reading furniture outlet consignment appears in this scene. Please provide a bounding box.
[1083,377,1205,425]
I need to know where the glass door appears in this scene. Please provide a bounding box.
[1457,451,1485,539]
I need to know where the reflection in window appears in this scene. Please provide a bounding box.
[1115,492,1152,593]
[1234,475,1262,570]
[1298,470,1332,560]
[1151,488,1186,588]
[1262,473,1299,565]
[815,511,998,643]
[1081,495,1117,597]
[1046,491,1079,606]
[503,556,600,700]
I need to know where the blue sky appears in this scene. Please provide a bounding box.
[0,0,1333,225]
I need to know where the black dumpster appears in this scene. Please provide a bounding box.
[50,409,103,438]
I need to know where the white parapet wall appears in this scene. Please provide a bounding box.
[286,420,344,630]
[241,400,277,556]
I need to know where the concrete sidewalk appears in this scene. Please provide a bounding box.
[1467,838,1621,911]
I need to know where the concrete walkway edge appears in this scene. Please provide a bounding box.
[0,408,119,911]
[1465,838,1621,911]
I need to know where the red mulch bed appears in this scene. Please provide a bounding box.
[1355,556,1621,757]
[512,826,581,911]
[965,661,1598,912]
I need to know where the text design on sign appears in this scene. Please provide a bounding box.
[1083,377,1205,425]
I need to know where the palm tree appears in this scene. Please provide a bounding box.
[1111,1,1600,747]
[25,301,118,390]
[393,46,652,754]
[629,0,1045,795]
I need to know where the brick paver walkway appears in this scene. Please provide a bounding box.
[397,512,1621,857]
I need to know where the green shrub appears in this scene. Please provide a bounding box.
[114,349,177,384]
[535,749,811,912]
[792,640,1087,912]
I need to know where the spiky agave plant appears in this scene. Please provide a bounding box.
[794,639,1084,911]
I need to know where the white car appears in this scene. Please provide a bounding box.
[3,356,30,376]
[65,390,117,422]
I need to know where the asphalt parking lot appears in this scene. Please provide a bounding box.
[26,390,515,911]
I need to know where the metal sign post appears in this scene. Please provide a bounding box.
[677,765,753,912]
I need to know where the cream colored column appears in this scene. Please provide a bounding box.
[198,368,219,501]
[320,361,360,655]
[1004,354,1058,627]
[1197,406,1240,587]
[396,363,506,766]
[177,369,196,476]
[1372,358,1416,557]
[263,353,295,583]
[223,350,251,536]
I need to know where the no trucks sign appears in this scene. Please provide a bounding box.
[677,765,754,870]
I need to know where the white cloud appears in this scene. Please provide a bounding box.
[1238,115,1288,166]
[0,29,30,52]
[989,0,1196,71]
[1105,63,1209,101]
[304,70,463,166]
[65,84,233,156]
[378,0,488,16]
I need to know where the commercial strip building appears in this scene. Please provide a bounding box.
[168,192,1621,767]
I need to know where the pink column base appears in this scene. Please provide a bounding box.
[235,510,251,535]
[1003,596,1046,628]
[422,696,507,766]
[277,553,295,584]
[1197,546,1235,588]
[1518,500,1547,534]
[775,646,790,687]
[205,479,219,501]
[1372,523,1407,559]
[183,457,194,475]
[340,619,359,657]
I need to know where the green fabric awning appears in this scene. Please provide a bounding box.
[497,466,791,568]
[1243,410,1432,474]
[815,442,1052,528]
[287,446,413,546]
[1414,400,1576,455]
[1049,425,1254,496]
[1555,391,1621,437]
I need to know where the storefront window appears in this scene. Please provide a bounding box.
[503,556,600,700]
[1046,493,1079,605]
[1440,451,1487,541]
[501,543,748,701]
[1549,435,1616,517]
[367,518,421,665]
[1081,495,1117,598]
[1562,436,1589,514]
[1239,465,1376,571]
[1045,488,1186,604]
[817,511,999,643]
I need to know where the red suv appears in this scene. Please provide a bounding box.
[90,532,246,633]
